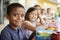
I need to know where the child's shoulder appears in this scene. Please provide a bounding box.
[1,24,11,33]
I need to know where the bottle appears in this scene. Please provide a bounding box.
[55,13,59,21]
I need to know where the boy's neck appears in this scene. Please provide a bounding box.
[10,24,20,30]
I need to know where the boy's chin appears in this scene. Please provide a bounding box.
[15,24,22,27]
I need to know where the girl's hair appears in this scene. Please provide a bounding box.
[41,9,45,14]
[34,5,41,9]
[28,31,36,40]
[47,8,51,11]
[25,7,37,20]
[34,5,40,7]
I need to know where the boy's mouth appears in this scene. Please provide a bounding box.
[16,20,22,22]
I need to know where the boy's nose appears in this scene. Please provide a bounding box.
[33,15,36,17]
[18,16,22,20]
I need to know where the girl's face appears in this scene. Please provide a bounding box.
[28,10,37,22]
[47,9,51,14]
[42,10,45,15]
[36,7,41,15]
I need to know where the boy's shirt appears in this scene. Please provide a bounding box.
[0,24,27,40]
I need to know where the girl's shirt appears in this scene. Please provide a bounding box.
[22,20,36,39]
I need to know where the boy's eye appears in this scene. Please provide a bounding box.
[13,14,18,17]
[21,14,25,17]
[11,13,25,17]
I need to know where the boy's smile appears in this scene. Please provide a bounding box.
[7,7,25,27]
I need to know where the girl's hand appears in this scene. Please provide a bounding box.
[36,22,44,26]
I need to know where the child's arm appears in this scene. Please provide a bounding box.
[22,21,36,31]
[38,15,44,25]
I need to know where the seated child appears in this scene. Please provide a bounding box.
[0,3,27,40]
[22,7,38,39]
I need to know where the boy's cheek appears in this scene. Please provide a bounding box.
[22,17,24,21]
[11,16,17,20]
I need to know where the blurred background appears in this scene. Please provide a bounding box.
[0,0,60,32]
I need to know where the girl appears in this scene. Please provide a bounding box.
[34,5,44,26]
[40,9,46,24]
[22,7,38,39]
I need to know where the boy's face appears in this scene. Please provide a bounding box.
[7,7,25,27]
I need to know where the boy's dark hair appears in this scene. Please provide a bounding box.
[25,7,37,20]
[7,3,24,15]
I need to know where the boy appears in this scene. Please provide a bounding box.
[0,3,27,40]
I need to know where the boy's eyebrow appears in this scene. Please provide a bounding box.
[13,13,25,15]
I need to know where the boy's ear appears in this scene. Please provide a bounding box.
[6,14,10,20]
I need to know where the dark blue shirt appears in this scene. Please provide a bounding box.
[0,24,27,40]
